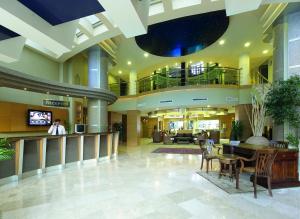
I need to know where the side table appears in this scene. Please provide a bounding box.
[219,154,240,189]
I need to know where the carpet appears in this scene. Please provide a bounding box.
[197,171,266,194]
[152,147,202,155]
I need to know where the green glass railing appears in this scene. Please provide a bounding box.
[109,67,240,96]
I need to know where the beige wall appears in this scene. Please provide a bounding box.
[141,117,158,138]
[0,47,60,81]
[67,54,88,86]
[235,104,252,141]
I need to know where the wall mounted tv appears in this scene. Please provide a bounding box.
[28,110,52,126]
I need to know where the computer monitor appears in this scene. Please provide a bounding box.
[75,124,85,134]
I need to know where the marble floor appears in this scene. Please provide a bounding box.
[0,140,300,219]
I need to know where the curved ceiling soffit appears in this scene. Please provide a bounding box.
[0,66,117,104]
[135,10,229,57]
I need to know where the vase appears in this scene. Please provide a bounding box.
[246,136,269,146]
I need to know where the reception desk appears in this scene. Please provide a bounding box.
[0,132,119,184]
[223,143,300,188]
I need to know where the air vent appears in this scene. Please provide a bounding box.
[160,100,173,103]
[192,98,208,101]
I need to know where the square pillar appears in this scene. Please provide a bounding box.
[127,110,141,146]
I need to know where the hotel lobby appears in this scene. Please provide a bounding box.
[0,0,300,219]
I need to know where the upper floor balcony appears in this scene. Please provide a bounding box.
[109,66,241,97]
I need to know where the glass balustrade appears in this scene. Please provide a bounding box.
[109,66,240,96]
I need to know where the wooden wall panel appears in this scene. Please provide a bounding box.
[0,101,68,133]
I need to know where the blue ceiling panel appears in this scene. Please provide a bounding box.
[18,0,105,25]
[0,25,19,41]
[135,10,229,57]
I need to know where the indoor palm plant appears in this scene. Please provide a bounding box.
[0,138,15,161]
[266,75,300,148]
[230,120,243,141]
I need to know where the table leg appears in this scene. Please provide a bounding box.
[229,163,233,181]
[236,168,239,189]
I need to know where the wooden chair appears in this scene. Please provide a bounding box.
[163,133,174,144]
[238,149,278,198]
[199,139,221,173]
[269,140,288,149]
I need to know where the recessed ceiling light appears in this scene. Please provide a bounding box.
[189,61,192,64]
[209,61,213,64]
[66,94,70,97]
[144,53,149,58]
[219,39,225,45]
[244,42,251,47]
[165,65,169,68]
[23,88,27,91]
[158,68,161,71]
[219,63,222,67]
[207,105,211,107]
[262,50,268,54]
[127,61,132,65]
[118,70,122,74]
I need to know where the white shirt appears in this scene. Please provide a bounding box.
[48,124,66,135]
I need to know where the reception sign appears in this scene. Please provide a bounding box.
[43,99,70,107]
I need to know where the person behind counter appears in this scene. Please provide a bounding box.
[48,119,66,135]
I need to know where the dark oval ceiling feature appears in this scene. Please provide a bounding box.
[135,10,229,57]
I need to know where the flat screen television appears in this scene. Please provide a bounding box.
[75,124,86,134]
[28,110,52,126]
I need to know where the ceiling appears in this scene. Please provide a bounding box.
[111,6,273,79]
[0,0,298,65]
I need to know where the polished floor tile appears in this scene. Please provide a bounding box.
[0,140,299,219]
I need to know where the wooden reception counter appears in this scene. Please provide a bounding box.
[223,143,300,188]
[0,132,119,184]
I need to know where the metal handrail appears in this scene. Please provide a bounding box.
[109,66,241,96]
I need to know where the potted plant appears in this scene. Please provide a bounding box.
[266,75,300,147]
[230,120,243,141]
[286,133,299,149]
[0,138,15,161]
[245,84,270,146]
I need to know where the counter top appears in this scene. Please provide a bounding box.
[7,132,117,142]
[223,143,299,152]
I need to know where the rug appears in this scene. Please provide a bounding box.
[197,171,266,194]
[152,147,202,155]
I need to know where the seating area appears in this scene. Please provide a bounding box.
[197,139,297,199]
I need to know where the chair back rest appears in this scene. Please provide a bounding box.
[199,139,214,156]
[269,140,288,149]
[255,149,278,177]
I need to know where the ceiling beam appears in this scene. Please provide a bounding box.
[78,18,94,38]
[0,36,26,63]
[162,0,173,12]
[225,0,262,16]
[98,0,150,38]
[0,0,77,56]
[95,13,115,30]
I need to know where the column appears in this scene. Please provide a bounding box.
[272,9,300,140]
[127,110,141,146]
[129,70,137,95]
[67,60,75,133]
[87,45,109,133]
[239,54,251,85]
